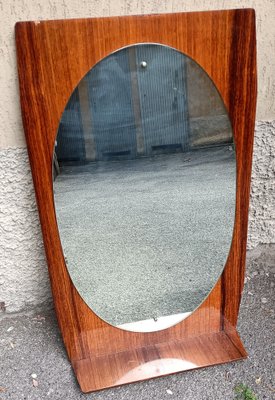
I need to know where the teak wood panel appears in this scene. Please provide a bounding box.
[73,331,247,392]
[15,9,257,392]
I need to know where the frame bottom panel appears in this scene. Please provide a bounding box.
[72,329,247,393]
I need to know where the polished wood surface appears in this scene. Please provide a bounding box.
[15,9,257,392]
[73,330,247,393]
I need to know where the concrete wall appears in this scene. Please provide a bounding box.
[0,0,274,314]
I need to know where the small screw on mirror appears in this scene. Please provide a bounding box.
[140,61,147,68]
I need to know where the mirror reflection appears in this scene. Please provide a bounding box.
[53,44,235,332]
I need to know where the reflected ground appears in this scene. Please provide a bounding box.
[54,145,235,328]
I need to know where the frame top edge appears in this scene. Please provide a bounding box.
[15,8,255,29]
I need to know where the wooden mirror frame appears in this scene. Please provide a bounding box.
[15,9,257,393]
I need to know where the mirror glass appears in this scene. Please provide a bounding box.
[53,44,236,332]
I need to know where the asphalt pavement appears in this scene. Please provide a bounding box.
[53,146,236,329]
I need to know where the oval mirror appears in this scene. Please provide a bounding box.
[53,43,236,332]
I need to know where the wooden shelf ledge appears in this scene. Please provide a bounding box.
[72,329,247,393]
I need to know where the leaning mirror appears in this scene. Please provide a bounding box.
[16,10,257,392]
[53,43,235,332]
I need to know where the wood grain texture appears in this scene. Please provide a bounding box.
[15,9,257,392]
[73,330,247,392]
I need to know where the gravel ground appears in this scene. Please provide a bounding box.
[0,244,274,400]
[54,146,235,327]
